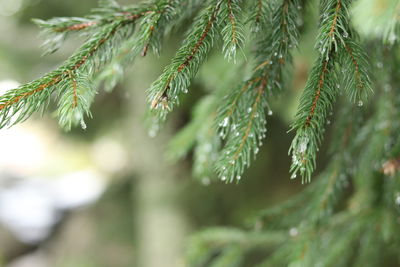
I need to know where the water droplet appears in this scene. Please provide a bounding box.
[291,173,297,179]
[274,52,278,56]
[80,120,87,130]
[182,88,188,93]
[247,107,252,113]
[298,137,309,153]
[221,176,227,181]
[268,110,273,116]
[236,175,241,180]
[289,227,299,237]
[220,117,229,127]
[357,100,363,107]
[230,160,235,165]
[343,32,349,38]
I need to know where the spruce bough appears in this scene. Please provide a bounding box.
[2,0,400,265]
[0,0,372,183]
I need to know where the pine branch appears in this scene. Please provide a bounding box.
[166,59,245,184]
[247,0,269,32]
[0,0,190,130]
[0,6,151,130]
[96,0,185,92]
[137,0,183,57]
[147,0,224,122]
[57,71,96,130]
[289,58,338,183]
[341,39,372,104]
[215,0,301,182]
[32,1,144,54]
[289,0,371,183]
[186,227,286,267]
[221,0,245,61]
[33,17,101,56]
[216,80,268,182]
[254,102,362,228]
[34,18,99,33]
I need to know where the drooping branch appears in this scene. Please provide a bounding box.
[147,0,224,119]
[289,0,371,182]
[214,0,301,182]
[0,7,154,129]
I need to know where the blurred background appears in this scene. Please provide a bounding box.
[0,0,318,266]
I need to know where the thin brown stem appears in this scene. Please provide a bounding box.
[306,60,329,125]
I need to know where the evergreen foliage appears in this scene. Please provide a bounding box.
[1,0,400,265]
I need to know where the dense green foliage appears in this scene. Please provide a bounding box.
[1,0,400,265]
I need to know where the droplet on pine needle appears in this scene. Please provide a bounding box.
[395,194,400,206]
[80,119,87,130]
[220,117,229,127]
[289,227,298,237]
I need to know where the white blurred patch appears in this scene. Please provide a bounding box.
[0,179,57,244]
[49,170,106,210]
[0,125,47,175]
[0,171,105,244]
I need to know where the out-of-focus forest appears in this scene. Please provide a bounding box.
[0,0,321,266]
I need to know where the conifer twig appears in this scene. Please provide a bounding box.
[147,0,224,121]
[289,0,372,182]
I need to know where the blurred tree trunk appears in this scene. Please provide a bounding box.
[127,62,188,267]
